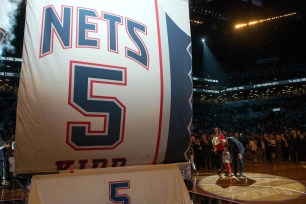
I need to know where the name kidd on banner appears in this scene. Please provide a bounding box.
[16,0,192,173]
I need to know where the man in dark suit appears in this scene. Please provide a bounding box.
[290,129,301,163]
[221,137,245,177]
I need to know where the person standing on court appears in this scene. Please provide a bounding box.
[221,137,245,177]
[213,127,225,175]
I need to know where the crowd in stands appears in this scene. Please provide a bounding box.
[192,79,306,173]
[193,95,306,134]
[224,60,306,87]
[0,93,17,127]
[192,59,306,88]
[194,61,304,84]
[189,127,305,173]
[0,127,15,188]
[0,93,17,189]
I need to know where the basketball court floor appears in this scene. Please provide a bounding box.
[0,161,305,203]
[189,161,306,204]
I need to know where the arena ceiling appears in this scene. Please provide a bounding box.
[189,0,306,73]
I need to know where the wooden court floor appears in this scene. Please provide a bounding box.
[0,161,305,203]
[0,185,28,204]
[189,160,306,204]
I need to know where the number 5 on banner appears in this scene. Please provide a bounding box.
[109,181,130,204]
[67,61,126,150]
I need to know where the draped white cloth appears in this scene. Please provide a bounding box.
[28,164,191,204]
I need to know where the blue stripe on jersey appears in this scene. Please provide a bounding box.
[164,14,192,163]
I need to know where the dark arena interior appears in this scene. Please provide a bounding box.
[0,0,306,203]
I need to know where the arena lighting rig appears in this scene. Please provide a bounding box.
[190,19,203,24]
[234,12,297,29]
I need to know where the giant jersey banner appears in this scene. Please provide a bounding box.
[16,0,192,173]
[28,164,190,204]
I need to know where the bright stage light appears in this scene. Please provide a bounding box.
[234,12,297,29]
[202,38,205,42]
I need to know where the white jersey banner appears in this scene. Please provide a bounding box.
[28,164,190,204]
[16,0,192,173]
